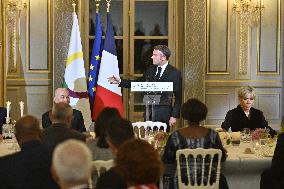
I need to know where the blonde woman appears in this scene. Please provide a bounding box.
[221,86,276,136]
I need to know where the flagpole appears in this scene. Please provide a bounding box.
[96,0,100,13]
[106,0,111,13]
[72,0,76,13]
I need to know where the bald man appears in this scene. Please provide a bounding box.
[42,88,86,132]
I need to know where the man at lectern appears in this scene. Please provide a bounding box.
[108,45,182,131]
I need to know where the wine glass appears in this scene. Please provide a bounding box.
[243,128,251,143]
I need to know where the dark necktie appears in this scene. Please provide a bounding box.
[155,67,162,81]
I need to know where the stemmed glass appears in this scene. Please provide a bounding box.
[241,128,251,143]
[252,139,262,157]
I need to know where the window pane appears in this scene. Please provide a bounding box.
[134,39,168,74]
[89,0,123,36]
[135,1,168,36]
[89,39,123,74]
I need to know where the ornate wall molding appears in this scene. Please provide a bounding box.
[53,0,75,90]
[184,0,206,102]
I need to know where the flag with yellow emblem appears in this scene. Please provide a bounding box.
[88,12,102,117]
[64,11,92,129]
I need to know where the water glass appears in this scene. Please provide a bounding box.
[252,139,262,157]
[241,128,251,143]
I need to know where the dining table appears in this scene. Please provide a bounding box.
[0,139,20,157]
[222,142,273,189]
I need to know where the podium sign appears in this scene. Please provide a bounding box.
[130,82,173,121]
[131,82,173,92]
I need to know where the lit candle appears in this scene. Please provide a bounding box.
[19,101,24,117]
[6,101,11,120]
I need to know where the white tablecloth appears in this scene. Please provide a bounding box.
[222,143,272,189]
[0,139,20,157]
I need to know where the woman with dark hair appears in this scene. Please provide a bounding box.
[87,107,121,160]
[115,139,163,189]
[162,98,228,189]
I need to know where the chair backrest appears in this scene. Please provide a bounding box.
[132,121,167,138]
[89,159,114,188]
[176,148,222,189]
[92,159,114,177]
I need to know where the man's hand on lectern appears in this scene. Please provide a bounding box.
[169,117,176,127]
[108,75,120,84]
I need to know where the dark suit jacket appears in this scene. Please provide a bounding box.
[119,64,182,122]
[0,107,7,134]
[260,133,284,189]
[0,140,59,189]
[96,167,126,189]
[42,109,86,132]
[221,105,276,136]
[42,123,86,152]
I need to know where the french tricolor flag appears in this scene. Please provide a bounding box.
[92,13,124,120]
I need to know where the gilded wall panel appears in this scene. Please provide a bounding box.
[184,0,206,102]
[28,0,48,71]
[206,93,230,120]
[207,0,229,74]
[256,94,280,120]
[258,0,280,74]
[26,86,51,121]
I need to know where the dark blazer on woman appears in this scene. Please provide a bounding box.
[221,105,276,136]
[42,109,86,132]
[119,64,182,124]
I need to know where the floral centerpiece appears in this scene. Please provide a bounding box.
[251,128,269,141]
[154,131,169,148]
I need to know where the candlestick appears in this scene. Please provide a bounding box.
[6,101,11,120]
[19,101,24,117]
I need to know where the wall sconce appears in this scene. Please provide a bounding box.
[233,0,264,24]
[7,0,26,14]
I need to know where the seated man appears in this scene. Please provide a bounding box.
[52,139,92,189]
[42,102,86,152]
[42,88,86,132]
[0,115,59,189]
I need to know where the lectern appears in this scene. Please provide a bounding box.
[131,82,173,121]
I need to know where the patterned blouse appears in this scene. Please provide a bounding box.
[161,128,227,189]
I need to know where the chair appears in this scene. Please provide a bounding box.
[132,121,167,138]
[176,148,222,189]
[89,159,114,188]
